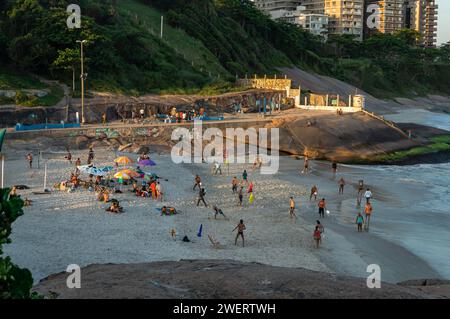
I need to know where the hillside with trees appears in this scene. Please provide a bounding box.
[0,0,449,100]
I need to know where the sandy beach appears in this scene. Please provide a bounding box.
[2,144,448,285]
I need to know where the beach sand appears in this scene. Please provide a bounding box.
[2,148,445,284]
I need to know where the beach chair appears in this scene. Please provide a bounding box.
[208,234,221,249]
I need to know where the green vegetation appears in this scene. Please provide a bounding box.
[374,135,450,163]
[0,188,38,299]
[1,0,450,99]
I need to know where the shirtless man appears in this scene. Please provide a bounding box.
[302,156,309,174]
[26,153,33,169]
[318,198,326,218]
[289,197,297,219]
[232,177,238,194]
[310,185,318,201]
[233,220,246,247]
[338,177,345,195]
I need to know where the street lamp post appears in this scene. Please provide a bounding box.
[77,40,87,124]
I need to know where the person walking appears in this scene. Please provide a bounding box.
[302,156,309,174]
[26,153,33,169]
[338,177,345,195]
[318,198,326,218]
[331,161,337,178]
[289,197,297,219]
[242,169,248,185]
[233,220,246,247]
[356,213,364,232]
[310,185,318,201]
[313,226,322,249]
[193,175,201,191]
[357,180,364,205]
[238,186,244,207]
[232,177,238,194]
[364,188,373,204]
[364,202,373,230]
[197,187,207,207]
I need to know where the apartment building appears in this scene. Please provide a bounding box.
[301,1,365,40]
[363,0,404,39]
[281,7,330,38]
[252,0,303,18]
[405,0,438,47]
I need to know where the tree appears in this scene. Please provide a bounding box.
[52,48,80,93]
[0,188,36,299]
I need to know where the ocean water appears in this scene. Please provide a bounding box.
[349,110,450,278]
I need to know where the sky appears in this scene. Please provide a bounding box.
[437,0,450,45]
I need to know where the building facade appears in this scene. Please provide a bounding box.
[252,0,438,46]
[301,0,365,40]
[405,0,438,47]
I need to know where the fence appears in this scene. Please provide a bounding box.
[15,123,81,132]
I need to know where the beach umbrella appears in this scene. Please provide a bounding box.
[114,172,130,180]
[138,159,156,166]
[119,169,140,178]
[114,156,133,165]
[77,165,93,173]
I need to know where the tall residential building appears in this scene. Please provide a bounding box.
[363,0,404,39]
[301,1,365,40]
[281,7,330,38]
[405,0,438,47]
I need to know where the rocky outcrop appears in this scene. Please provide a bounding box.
[33,260,446,299]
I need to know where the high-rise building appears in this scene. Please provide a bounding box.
[301,1,365,40]
[363,0,404,39]
[405,0,438,47]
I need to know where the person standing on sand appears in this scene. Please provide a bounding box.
[302,156,309,174]
[87,147,94,165]
[65,149,72,164]
[242,170,248,185]
[356,213,364,232]
[316,220,324,235]
[26,153,33,169]
[310,185,318,201]
[364,202,373,230]
[289,197,297,219]
[238,186,244,207]
[197,187,207,207]
[357,180,364,205]
[332,161,337,178]
[193,175,201,191]
[364,188,373,204]
[233,219,246,247]
[232,177,238,194]
[313,226,322,248]
[338,177,345,195]
[318,198,326,218]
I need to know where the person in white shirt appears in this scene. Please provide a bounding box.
[364,188,373,204]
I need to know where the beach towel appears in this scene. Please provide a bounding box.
[197,224,203,237]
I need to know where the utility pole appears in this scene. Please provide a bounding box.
[161,16,164,39]
[77,40,87,124]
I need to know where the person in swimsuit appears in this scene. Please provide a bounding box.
[238,186,243,207]
[289,197,297,219]
[26,153,33,169]
[242,170,248,184]
[233,219,246,247]
[338,178,345,195]
[313,226,322,248]
[232,177,238,194]
[318,198,326,218]
[197,187,207,207]
[213,206,227,220]
[303,156,309,174]
[356,213,364,232]
[193,175,201,191]
[310,185,318,201]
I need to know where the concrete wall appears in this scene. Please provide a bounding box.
[237,78,292,91]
